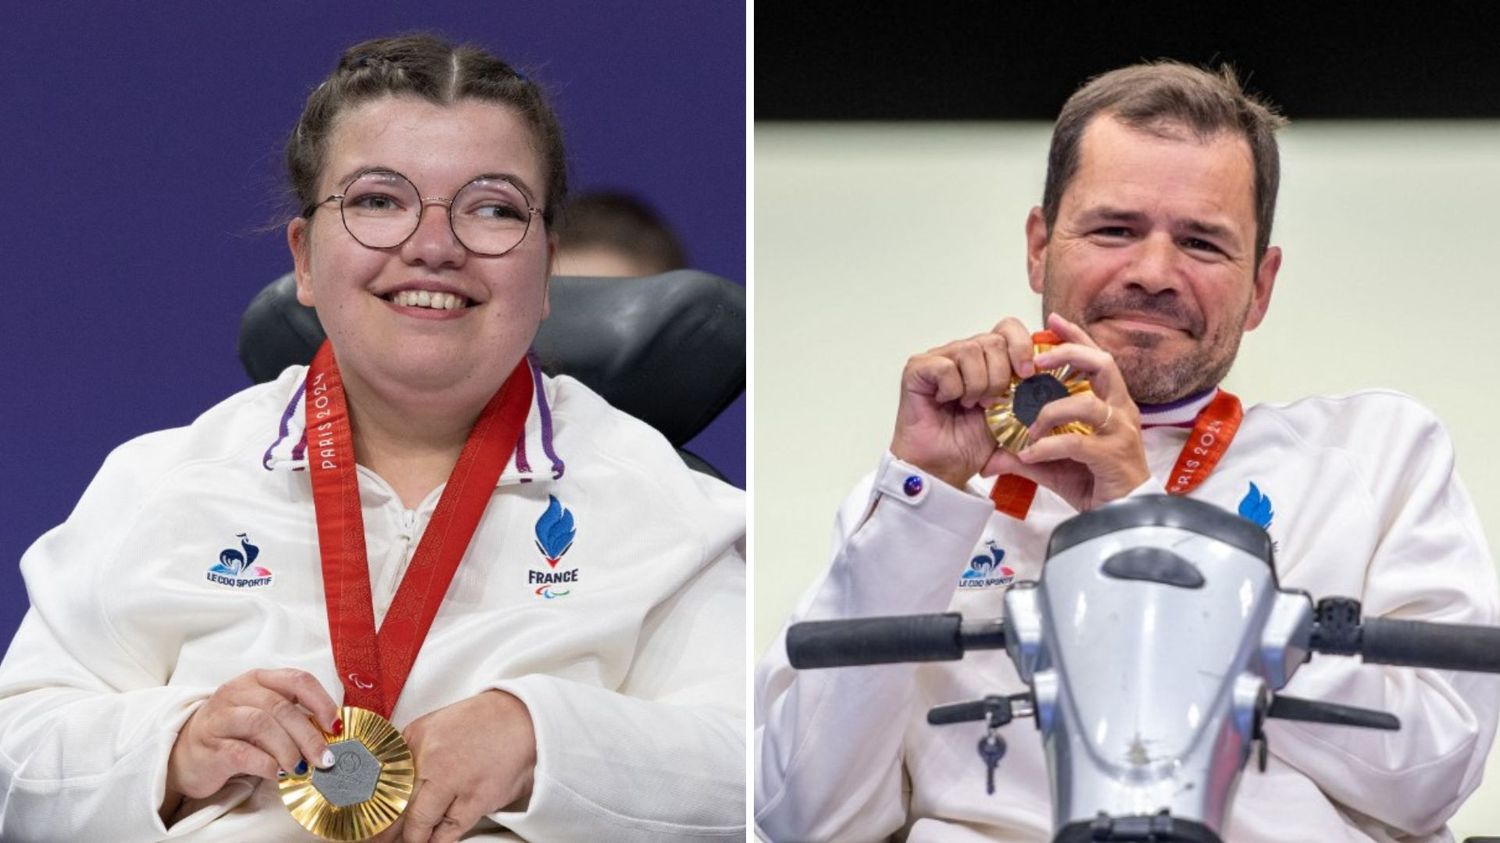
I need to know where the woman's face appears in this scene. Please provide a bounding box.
[288,96,553,405]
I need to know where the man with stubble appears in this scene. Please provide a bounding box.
[757,62,1500,842]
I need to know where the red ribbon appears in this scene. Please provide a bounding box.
[305,341,533,717]
[1162,391,1243,495]
[990,390,1244,519]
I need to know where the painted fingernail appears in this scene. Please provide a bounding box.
[277,769,288,779]
[294,760,308,776]
[332,718,344,736]
[320,749,336,769]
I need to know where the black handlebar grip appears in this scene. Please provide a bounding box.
[786,613,964,669]
[927,699,991,725]
[1361,618,1500,674]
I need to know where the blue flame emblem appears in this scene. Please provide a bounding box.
[534,495,577,568]
[1238,482,1274,530]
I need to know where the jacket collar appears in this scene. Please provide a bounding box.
[261,354,565,485]
[1138,386,1219,429]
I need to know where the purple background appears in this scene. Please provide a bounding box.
[0,3,745,645]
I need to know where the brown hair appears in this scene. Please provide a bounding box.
[557,191,688,273]
[287,34,567,225]
[1041,62,1287,260]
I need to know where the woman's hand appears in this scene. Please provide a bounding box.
[374,690,536,843]
[161,669,340,819]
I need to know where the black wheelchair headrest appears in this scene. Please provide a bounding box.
[238,270,745,448]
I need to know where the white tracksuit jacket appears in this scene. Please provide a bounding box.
[756,389,1500,843]
[0,363,745,842]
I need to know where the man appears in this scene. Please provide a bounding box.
[755,62,1500,842]
[553,191,689,277]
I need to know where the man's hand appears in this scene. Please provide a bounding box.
[377,690,536,843]
[162,669,340,819]
[890,317,1037,489]
[989,313,1150,510]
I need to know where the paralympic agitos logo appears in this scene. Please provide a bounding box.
[529,495,579,599]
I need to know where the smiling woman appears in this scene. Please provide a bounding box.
[0,34,744,843]
[289,95,556,510]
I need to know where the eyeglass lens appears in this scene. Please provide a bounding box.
[339,171,533,256]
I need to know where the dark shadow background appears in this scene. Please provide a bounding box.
[0,2,744,644]
[756,1,1500,121]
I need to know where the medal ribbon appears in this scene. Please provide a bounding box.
[989,390,1244,519]
[306,341,533,717]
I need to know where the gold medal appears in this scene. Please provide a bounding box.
[279,705,416,841]
[986,330,1095,452]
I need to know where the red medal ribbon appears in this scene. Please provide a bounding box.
[989,473,1039,520]
[990,390,1244,519]
[1162,390,1243,495]
[305,341,533,717]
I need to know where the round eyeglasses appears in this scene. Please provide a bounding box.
[304,169,543,257]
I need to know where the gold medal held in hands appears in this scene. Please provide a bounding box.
[986,330,1095,453]
[278,705,416,841]
[290,345,532,840]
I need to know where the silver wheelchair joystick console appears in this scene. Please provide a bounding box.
[786,495,1500,843]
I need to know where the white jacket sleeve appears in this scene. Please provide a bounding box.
[0,442,228,843]
[492,544,747,841]
[1264,403,1500,837]
[755,454,995,842]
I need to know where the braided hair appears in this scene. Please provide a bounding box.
[287,34,567,226]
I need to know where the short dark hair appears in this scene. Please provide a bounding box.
[1041,62,1287,260]
[557,192,688,274]
[287,34,567,226]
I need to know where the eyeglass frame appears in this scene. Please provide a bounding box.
[301,167,546,257]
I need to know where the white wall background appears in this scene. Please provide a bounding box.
[753,121,1500,838]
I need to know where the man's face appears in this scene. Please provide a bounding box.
[1025,114,1281,404]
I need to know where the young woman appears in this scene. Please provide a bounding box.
[0,35,744,843]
